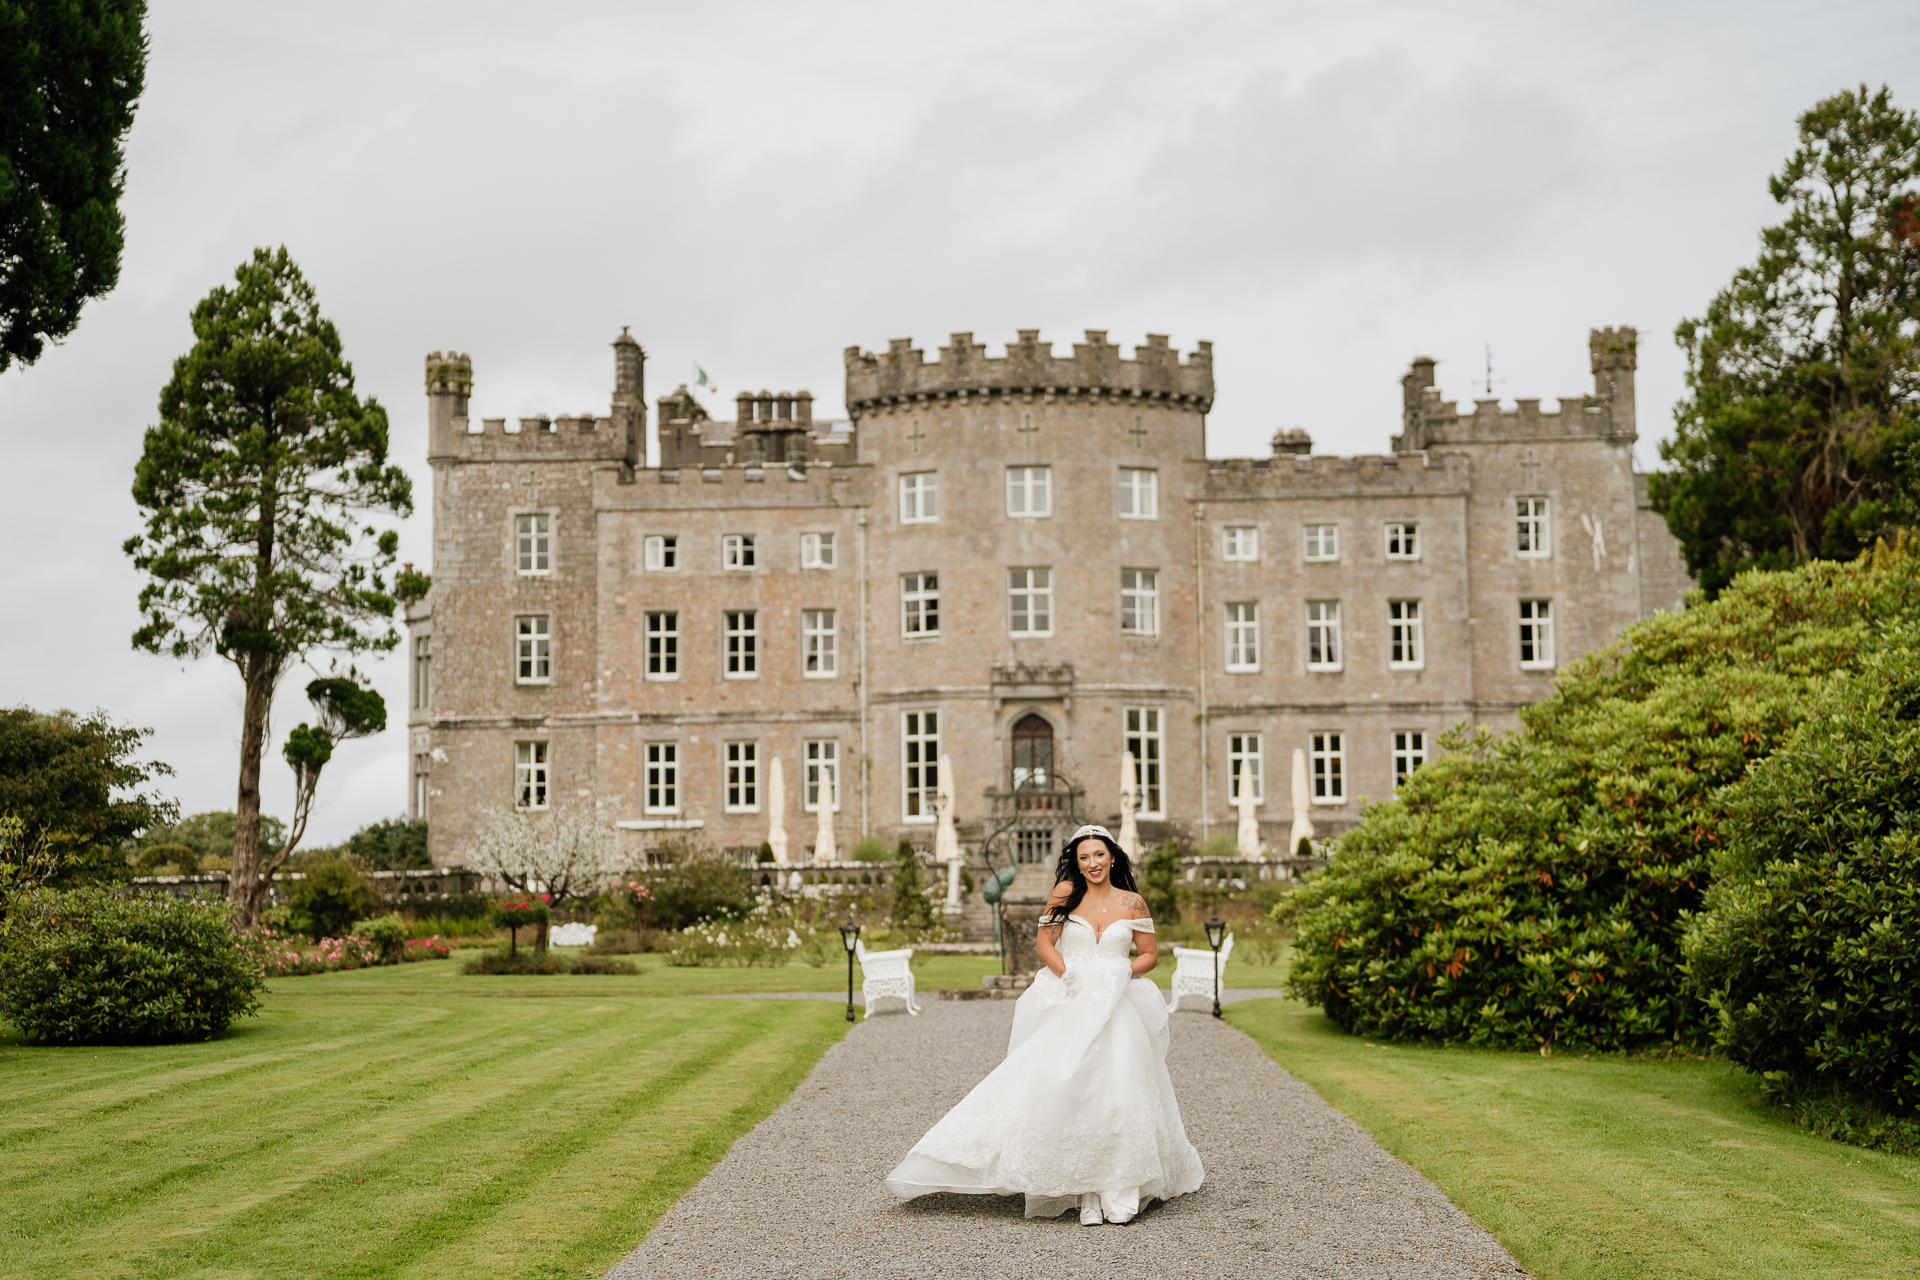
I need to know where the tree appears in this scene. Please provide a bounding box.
[473,804,623,912]
[890,840,934,935]
[134,811,285,874]
[0,706,175,881]
[343,816,430,871]
[0,0,148,372]
[124,247,412,925]
[1140,839,1181,925]
[241,678,386,922]
[1653,85,1920,595]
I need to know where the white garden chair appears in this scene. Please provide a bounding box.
[854,940,921,1016]
[1166,933,1233,1011]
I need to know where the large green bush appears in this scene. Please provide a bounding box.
[286,856,376,938]
[1283,549,1920,1051]
[635,840,751,931]
[0,889,264,1043]
[1684,638,1920,1114]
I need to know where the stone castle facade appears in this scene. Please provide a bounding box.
[405,326,1691,869]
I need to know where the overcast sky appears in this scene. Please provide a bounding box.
[3,0,1916,845]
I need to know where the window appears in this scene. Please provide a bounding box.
[1008,567,1052,635]
[412,764,430,823]
[1392,731,1426,789]
[803,609,836,676]
[725,610,757,677]
[1310,732,1344,804]
[1119,468,1158,519]
[1517,497,1549,558]
[903,710,940,821]
[1385,522,1419,560]
[725,742,759,811]
[901,572,940,637]
[1388,600,1423,669]
[900,472,938,523]
[413,635,430,708]
[645,742,678,812]
[515,514,550,574]
[644,534,677,571]
[1223,526,1259,561]
[515,615,551,683]
[805,740,839,811]
[646,611,678,678]
[723,533,756,570]
[1011,713,1054,790]
[1006,466,1052,517]
[1228,733,1263,802]
[801,532,835,568]
[1307,601,1342,670]
[1125,707,1164,817]
[1304,523,1338,561]
[515,740,549,810]
[1519,599,1555,668]
[1121,569,1158,635]
[1225,602,1259,672]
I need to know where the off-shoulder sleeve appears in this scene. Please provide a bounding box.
[1126,918,1155,934]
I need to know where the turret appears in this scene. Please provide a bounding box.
[1589,327,1636,440]
[842,329,1215,415]
[611,328,645,472]
[425,352,472,461]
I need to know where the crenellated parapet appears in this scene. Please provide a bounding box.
[843,330,1214,415]
[1202,450,1468,501]
[1392,326,1637,453]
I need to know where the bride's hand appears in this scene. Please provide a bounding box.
[1060,968,1083,999]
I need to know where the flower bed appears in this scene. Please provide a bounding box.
[239,928,451,977]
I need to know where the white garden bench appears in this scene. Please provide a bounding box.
[854,940,921,1016]
[1165,933,1233,1012]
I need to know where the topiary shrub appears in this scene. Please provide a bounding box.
[1684,637,1920,1122]
[890,842,933,935]
[490,895,549,955]
[0,889,264,1043]
[1283,550,1920,1052]
[1141,840,1180,924]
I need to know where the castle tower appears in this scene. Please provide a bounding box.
[424,352,472,461]
[1588,327,1637,440]
[611,328,645,472]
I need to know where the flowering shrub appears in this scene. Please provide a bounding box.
[667,918,804,968]
[237,928,451,977]
[623,880,654,909]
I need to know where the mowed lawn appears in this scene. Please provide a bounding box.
[0,958,869,1280]
[1231,995,1920,1280]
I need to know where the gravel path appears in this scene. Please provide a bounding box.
[605,999,1527,1279]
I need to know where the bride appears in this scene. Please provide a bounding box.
[886,825,1205,1225]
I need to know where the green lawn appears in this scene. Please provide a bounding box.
[1230,995,1920,1280]
[0,959,855,1280]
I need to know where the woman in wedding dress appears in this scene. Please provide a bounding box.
[885,825,1205,1225]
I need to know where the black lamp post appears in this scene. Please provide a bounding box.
[839,917,861,1023]
[1205,915,1226,1019]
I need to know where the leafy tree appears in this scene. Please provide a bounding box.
[0,706,174,882]
[1140,839,1180,925]
[0,812,64,935]
[344,816,430,871]
[285,856,377,940]
[134,810,285,873]
[1653,85,1920,595]
[0,0,147,372]
[124,247,412,925]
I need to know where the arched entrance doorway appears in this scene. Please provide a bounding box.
[1011,714,1058,864]
[1011,713,1053,791]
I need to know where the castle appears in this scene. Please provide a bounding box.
[405,326,1691,871]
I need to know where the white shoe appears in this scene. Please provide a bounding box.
[1079,1193,1103,1225]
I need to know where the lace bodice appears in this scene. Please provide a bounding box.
[1057,914,1152,962]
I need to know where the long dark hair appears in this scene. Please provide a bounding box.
[1041,831,1140,924]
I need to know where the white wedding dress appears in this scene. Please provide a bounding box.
[885,914,1205,1223]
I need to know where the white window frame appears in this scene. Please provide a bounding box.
[1124,707,1164,818]
[1517,497,1550,558]
[1121,568,1158,635]
[1392,731,1426,790]
[1008,567,1053,636]
[1006,466,1052,518]
[515,614,551,684]
[1225,602,1259,672]
[1119,468,1158,520]
[1384,522,1419,560]
[1306,600,1342,671]
[1310,731,1345,804]
[800,532,835,569]
[901,571,939,638]
[725,741,759,812]
[1388,599,1424,670]
[643,534,677,571]
[1228,732,1263,803]
[722,533,756,570]
[902,710,940,822]
[725,610,758,678]
[1304,523,1339,562]
[803,608,837,677]
[515,740,549,810]
[1223,526,1259,561]
[900,472,938,524]
[1519,598,1555,669]
[515,513,551,575]
[645,742,679,813]
[804,739,839,812]
[646,611,678,680]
